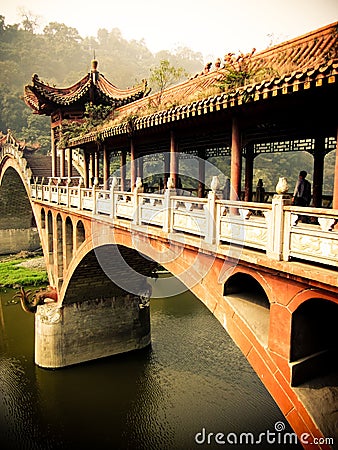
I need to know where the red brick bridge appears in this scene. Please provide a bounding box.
[1,21,338,449]
[0,135,337,449]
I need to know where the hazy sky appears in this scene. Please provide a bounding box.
[1,0,337,60]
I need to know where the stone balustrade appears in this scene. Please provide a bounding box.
[31,178,338,268]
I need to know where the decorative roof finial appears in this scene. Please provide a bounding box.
[91,57,98,72]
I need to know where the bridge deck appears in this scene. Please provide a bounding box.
[30,179,338,290]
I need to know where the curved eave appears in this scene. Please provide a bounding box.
[23,72,148,114]
[95,87,147,109]
[68,60,337,148]
[96,75,147,101]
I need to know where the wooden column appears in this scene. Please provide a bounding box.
[67,148,72,178]
[94,149,100,182]
[130,139,136,190]
[230,117,242,201]
[103,144,109,190]
[312,138,325,208]
[198,148,206,198]
[51,127,57,177]
[169,131,178,188]
[60,148,66,178]
[120,151,126,191]
[244,144,254,202]
[137,155,144,179]
[83,152,89,188]
[333,127,338,209]
[163,152,170,189]
[89,153,94,187]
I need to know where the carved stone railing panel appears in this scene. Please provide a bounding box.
[284,207,338,267]
[139,194,165,227]
[218,201,272,251]
[171,197,208,237]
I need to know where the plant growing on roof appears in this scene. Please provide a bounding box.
[217,49,278,92]
[149,60,188,107]
[84,103,113,128]
[125,114,139,136]
[58,103,113,147]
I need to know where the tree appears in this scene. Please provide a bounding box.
[149,60,188,107]
[18,8,40,33]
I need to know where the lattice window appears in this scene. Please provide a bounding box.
[325,137,336,151]
[254,139,315,154]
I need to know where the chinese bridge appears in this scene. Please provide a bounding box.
[1,22,338,449]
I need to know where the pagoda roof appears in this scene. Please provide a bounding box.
[23,60,149,115]
[113,21,338,118]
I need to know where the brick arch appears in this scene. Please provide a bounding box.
[61,243,158,305]
[65,216,73,269]
[290,297,338,386]
[0,161,40,254]
[223,268,271,347]
[56,213,63,281]
[41,208,46,229]
[287,287,338,313]
[0,154,30,188]
[0,165,35,229]
[75,220,85,249]
[222,266,273,304]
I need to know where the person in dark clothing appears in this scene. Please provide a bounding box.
[292,170,311,206]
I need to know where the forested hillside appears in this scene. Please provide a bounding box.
[0,14,203,153]
[0,14,335,195]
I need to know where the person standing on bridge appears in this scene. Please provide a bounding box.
[292,170,311,207]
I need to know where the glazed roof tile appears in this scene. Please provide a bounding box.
[111,21,338,120]
[64,21,337,146]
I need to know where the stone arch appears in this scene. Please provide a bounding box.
[223,272,270,346]
[65,216,73,269]
[41,208,46,229]
[0,166,33,227]
[0,165,40,254]
[62,243,157,305]
[76,220,85,249]
[47,210,54,266]
[290,297,338,386]
[56,213,63,280]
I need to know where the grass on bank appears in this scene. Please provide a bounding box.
[0,257,48,287]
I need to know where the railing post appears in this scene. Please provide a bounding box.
[92,179,98,215]
[48,178,52,203]
[163,177,176,233]
[132,177,142,225]
[282,209,293,261]
[78,178,83,210]
[66,178,71,208]
[265,194,291,260]
[57,178,61,205]
[110,176,118,219]
[205,176,220,244]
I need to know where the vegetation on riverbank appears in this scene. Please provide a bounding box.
[0,252,48,287]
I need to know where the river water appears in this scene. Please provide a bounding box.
[0,278,301,450]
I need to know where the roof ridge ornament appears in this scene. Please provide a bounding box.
[91,58,99,84]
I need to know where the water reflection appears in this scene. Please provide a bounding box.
[0,284,301,449]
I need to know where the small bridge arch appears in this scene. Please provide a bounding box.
[290,297,338,386]
[223,271,271,347]
[0,157,40,254]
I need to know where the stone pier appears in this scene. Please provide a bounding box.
[35,295,150,368]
